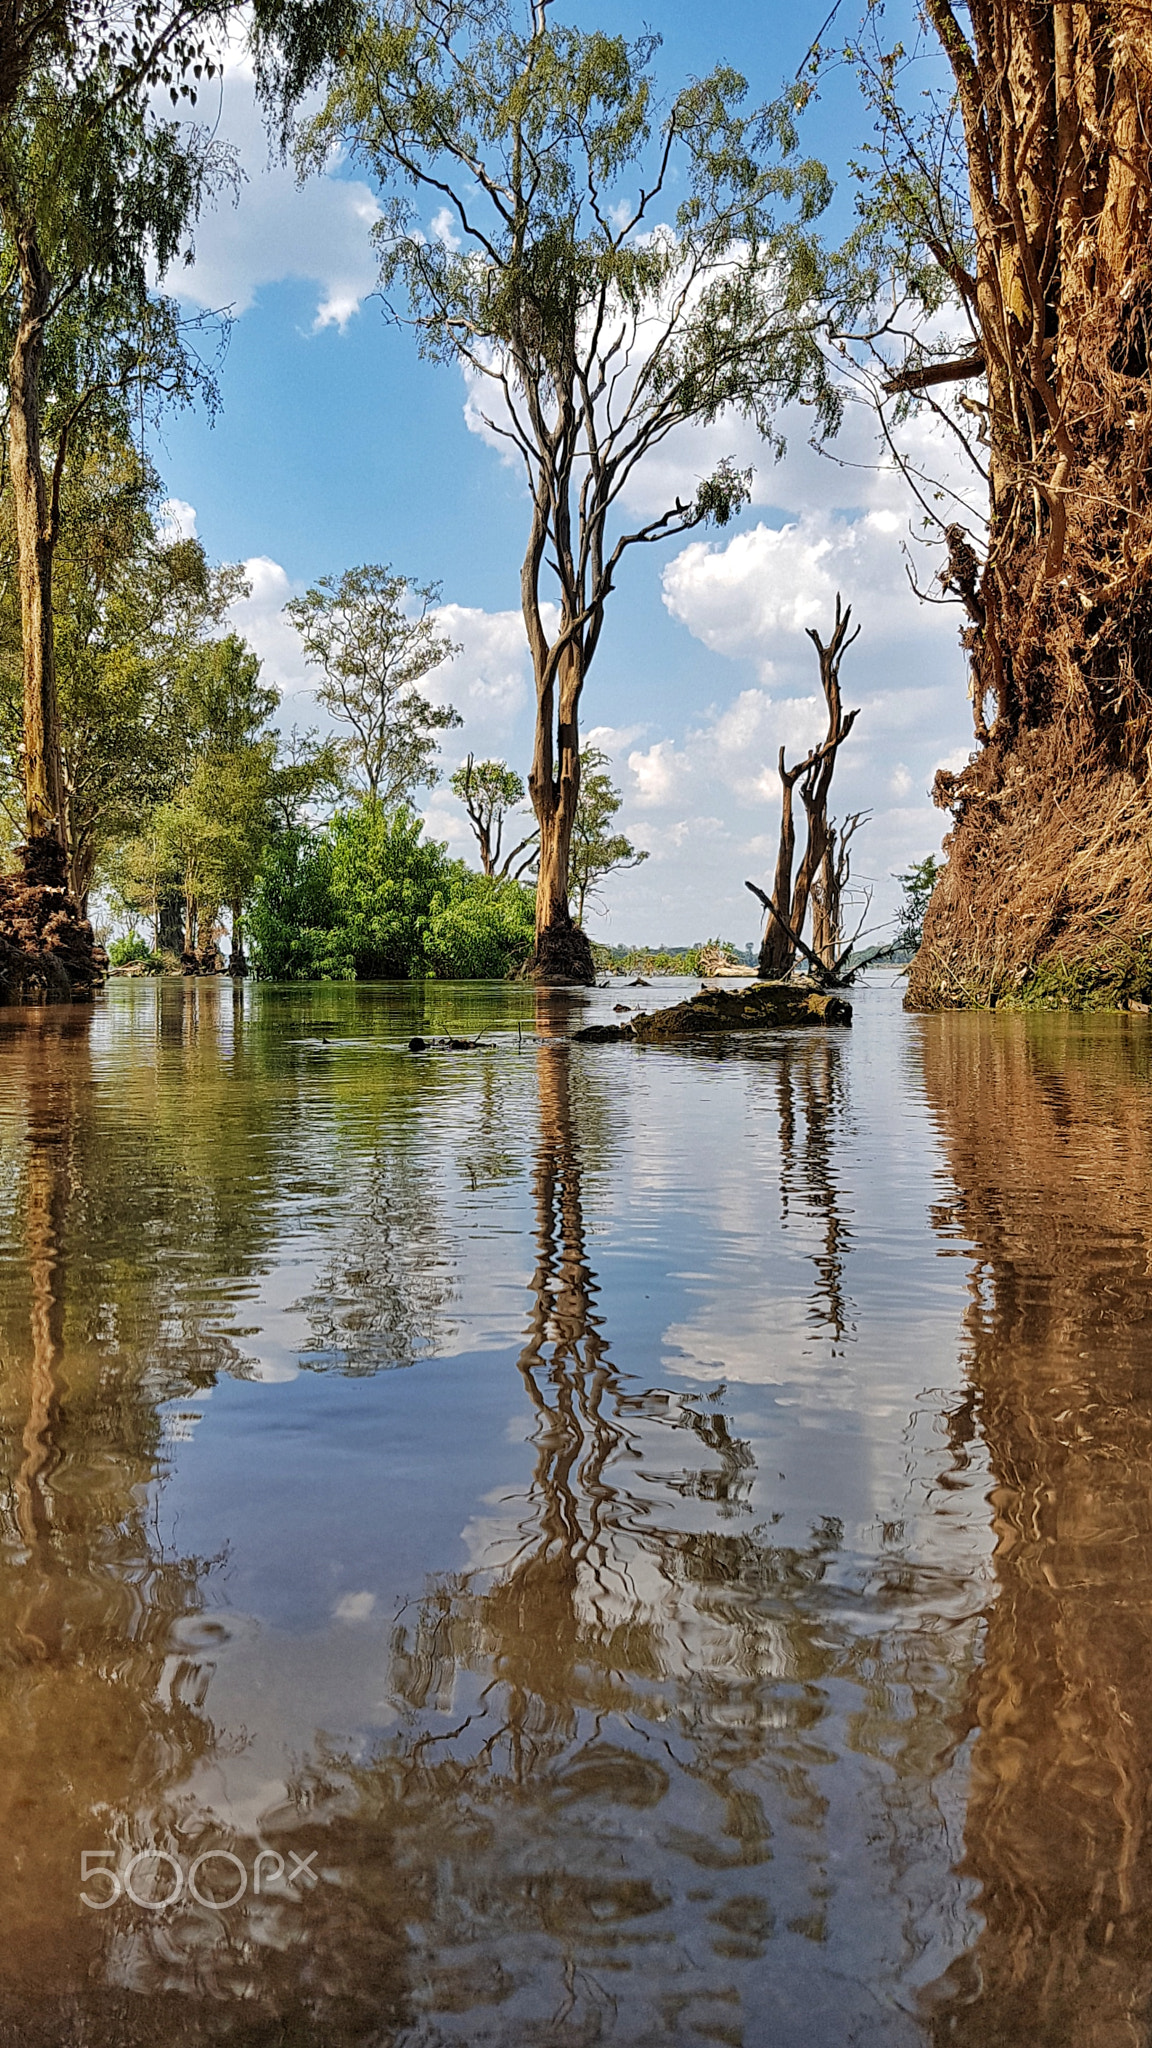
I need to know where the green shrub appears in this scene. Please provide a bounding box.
[424,874,536,978]
[247,829,353,981]
[249,804,536,981]
[108,933,161,968]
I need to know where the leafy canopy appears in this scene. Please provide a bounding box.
[287,565,461,806]
[296,2,838,706]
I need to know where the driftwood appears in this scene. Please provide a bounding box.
[744,881,857,988]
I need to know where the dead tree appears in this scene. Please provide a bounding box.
[812,810,871,970]
[756,597,860,979]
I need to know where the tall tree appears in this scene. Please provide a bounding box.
[0,443,245,909]
[287,564,461,806]
[450,754,536,878]
[0,49,227,891]
[823,5,1152,1007]
[296,1,835,981]
[0,0,353,995]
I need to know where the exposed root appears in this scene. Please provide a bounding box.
[523,920,596,985]
[907,719,1152,1009]
[0,838,105,1003]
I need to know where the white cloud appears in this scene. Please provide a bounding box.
[158,497,198,542]
[430,206,462,253]
[661,513,945,676]
[168,56,381,330]
[228,555,313,703]
[333,1591,376,1622]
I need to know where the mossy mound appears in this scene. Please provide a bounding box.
[572,983,851,1041]
[906,724,1152,1011]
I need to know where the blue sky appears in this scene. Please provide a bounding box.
[155,0,975,948]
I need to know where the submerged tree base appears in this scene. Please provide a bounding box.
[574,983,852,1039]
[906,727,1152,1012]
[0,838,105,1003]
[523,921,597,985]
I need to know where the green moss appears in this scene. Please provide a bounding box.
[997,941,1152,1011]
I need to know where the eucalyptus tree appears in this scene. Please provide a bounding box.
[287,563,461,806]
[0,0,353,919]
[0,50,228,887]
[0,440,241,907]
[296,2,835,981]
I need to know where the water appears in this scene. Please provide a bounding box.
[1,975,1150,2046]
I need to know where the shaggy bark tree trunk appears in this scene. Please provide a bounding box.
[8,219,64,864]
[907,2,1152,1008]
[525,625,595,984]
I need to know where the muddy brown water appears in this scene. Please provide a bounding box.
[1,974,1151,2046]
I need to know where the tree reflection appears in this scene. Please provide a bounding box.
[919,1016,1152,2047]
[0,1011,221,2014]
[260,1028,973,2044]
[773,1035,855,1345]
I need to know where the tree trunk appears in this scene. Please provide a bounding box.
[0,214,102,999]
[907,4,1152,1010]
[8,219,63,860]
[758,749,799,978]
[228,897,248,977]
[811,834,837,970]
[525,639,595,983]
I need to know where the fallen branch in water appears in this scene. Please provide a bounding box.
[743,881,856,988]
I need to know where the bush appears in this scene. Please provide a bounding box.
[108,933,161,968]
[248,805,537,981]
[424,874,536,978]
[247,830,353,981]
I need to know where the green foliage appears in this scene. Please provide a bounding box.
[246,830,352,982]
[248,802,536,982]
[287,565,461,805]
[570,747,647,923]
[590,941,749,976]
[107,933,159,967]
[298,3,837,450]
[894,855,941,953]
[423,874,536,980]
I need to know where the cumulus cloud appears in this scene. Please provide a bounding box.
[167,54,381,330]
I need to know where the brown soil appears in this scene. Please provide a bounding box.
[907,722,1152,1010]
[0,839,105,1002]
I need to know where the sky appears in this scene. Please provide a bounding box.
[153,0,978,950]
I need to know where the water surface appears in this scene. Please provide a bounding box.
[1,977,1150,2045]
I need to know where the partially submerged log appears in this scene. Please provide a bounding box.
[572,982,851,1042]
